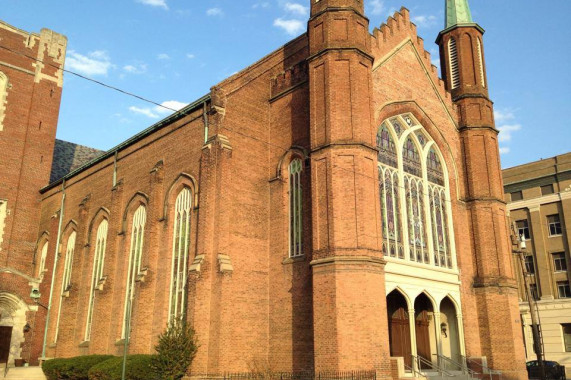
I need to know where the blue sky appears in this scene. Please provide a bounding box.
[3,0,570,168]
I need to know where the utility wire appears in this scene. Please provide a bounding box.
[2,43,569,234]
[0,44,179,113]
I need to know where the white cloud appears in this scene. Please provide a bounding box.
[494,109,516,123]
[368,0,385,16]
[207,8,223,16]
[412,15,437,28]
[499,147,510,155]
[497,124,522,142]
[136,0,168,10]
[284,2,308,16]
[129,100,188,119]
[273,18,304,36]
[186,53,195,59]
[253,2,269,9]
[129,106,159,119]
[123,64,147,74]
[156,100,188,114]
[157,53,170,60]
[66,50,113,76]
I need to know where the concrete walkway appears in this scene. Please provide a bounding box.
[2,367,46,380]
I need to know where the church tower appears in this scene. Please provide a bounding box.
[437,1,527,379]
[308,0,391,373]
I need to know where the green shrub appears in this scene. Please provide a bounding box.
[42,355,114,380]
[151,317,198,380]
[87,354,155,380]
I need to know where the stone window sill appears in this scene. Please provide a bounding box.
[79,341,89,348]
[282,255,306,265]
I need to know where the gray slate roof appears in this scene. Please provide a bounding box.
[50,139,105,183]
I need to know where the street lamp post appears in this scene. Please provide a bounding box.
[513,233,545,380]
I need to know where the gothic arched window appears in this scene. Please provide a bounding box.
[377,114,455,269]
[85,219,108,341]
[289,158,303,258]
[169,188,192,321]
[122,205,146,339]
[0,72,7,131]
[38,241,49,278]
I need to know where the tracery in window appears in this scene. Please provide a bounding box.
[379,167,403,259]
[85,219,108,341]
[169,188,192,321]
[377,125,398,168]
[377,114,456,269]
[403,137,421,177]
[122,205,146,339]
[289,158,303,258]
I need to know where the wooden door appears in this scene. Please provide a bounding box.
[0,326,12,364]
[415,311,431,369]
[388,307,412,368]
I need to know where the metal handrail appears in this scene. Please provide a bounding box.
[462,356,502,380]
[412,355,456,377]
[403,362,425,378]
[433,354,477,376]
[3,361,8,378]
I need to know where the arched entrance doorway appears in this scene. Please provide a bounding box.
[387,290,411,368]
[414,293,437,369]
[0,293,30,367]
[440,297,461,363]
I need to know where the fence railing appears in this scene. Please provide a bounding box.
[196,370,377,380]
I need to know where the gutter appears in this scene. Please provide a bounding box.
[41,94,211,194]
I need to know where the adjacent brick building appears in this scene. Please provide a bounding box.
[0,0,529,379]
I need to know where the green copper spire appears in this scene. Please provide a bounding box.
[446,0,474,28]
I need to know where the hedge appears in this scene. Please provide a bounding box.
[42,355,114,380]
[87,355,156,380]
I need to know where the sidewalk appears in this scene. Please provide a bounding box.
[3,367,46,380]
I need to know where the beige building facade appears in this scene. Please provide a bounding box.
[504,153,571,373]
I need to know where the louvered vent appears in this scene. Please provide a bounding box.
[477,38,486,88]
[448,38,460,90]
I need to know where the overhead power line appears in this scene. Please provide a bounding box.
[0,44,179,113]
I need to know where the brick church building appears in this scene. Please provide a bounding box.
[0,0,528,379]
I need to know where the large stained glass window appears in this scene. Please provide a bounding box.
[377,114,455,269]
[85,220,108,341]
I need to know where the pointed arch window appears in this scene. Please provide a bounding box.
[122,205,146,339]
[476,38,486,88]
[38,241,49,278]
[54,231,76,343]
[448,38,460,90]
[85,219,108,341]
[377,114,456,269]
[0,72,7,131]
[169,188,192,322]
[289,158,303,258]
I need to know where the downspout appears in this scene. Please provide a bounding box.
[41,180,66,360]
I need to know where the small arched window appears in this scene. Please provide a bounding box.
[0,72,8,131]
[448,38,460,90]
[289,159,303,258]
[122,205,146,339]
[62,231,76,292]
[169,188,192,321]
[85,219,108,341]
[476,38,486,88]
[38,241,49,278]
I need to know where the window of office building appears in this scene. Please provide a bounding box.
[541,184,554,196]
[557,281,571,299]
[525,255,535,275]
[517,219,531,240]
[547,214,562,236]
[553,252,567,272]
[511,191,523,201]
